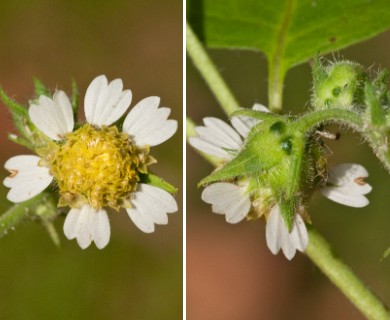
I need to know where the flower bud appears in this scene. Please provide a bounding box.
[312,58,365,110]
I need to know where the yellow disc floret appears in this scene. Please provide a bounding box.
[49,124,153,210]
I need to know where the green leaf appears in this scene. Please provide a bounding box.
[189,0,390,67]
[188,0,390,110]
[140,173,178,194]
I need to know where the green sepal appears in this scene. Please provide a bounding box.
[364,82,386,127]
[311,56,328,88]
[33,77,51,97]
[7,133,34,150]
[0,86,32,140]
[140,173,178,194]
[0,87,28,116]
[285,142,304,199]
[279,198,296,231]
[372,69,390,106]
[230,108,281,123]
[70,78,79,116]
[198,122,283,186]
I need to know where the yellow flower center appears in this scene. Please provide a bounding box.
[49,124,152,210]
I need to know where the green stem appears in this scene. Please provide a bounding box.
[186,21,240,116]
[267,0,295,113]
[306,227,390,320]
[0,193,46,239]
[294,108,363,132]
[268,61,285,114]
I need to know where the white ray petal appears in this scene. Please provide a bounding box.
[126,183,177,233]
[93,79,132,126]
[29,91,74,140]
[122,96,160,133]
[84,75,108,124]
[84,76,132,127]
[74,205,94,249]
[102,90,132,125]
[327,163,368,185]
[3,155,53,202]
[127,207,155,233]
[201,182,251,224]
[188,137,231,159]
[203,118,242,148]
[265,205,285,255]
[123,97,177,147]
[91,209,111,249]
[320,188,369,208]
[266,205,308,260]
[321,163,372,207]
[63,208,81,240]
[283,214,308,257]
[189,117,243,161]
[63,205,110,249]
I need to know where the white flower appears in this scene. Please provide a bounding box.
[201,182,251,224]
[188,103,268,161]
[265,205,308,260]
[4,75,178,249]
[319,163,372,208]
[190,104,310,259]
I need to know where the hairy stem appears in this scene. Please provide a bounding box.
[0,193,46,239]
[186,22,240,116]
[294,108,364,132]
[306,227,389,320]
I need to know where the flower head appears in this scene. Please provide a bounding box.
[4,75,178,249]
[190,104,309,260]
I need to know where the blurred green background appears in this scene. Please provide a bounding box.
[187,26,390,320]
[0,1,182,319]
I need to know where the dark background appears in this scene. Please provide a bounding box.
[187,28,390,319]
[0,1,182,319]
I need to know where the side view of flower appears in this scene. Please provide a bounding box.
[3,75,178,249]
[189,104,372,260]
